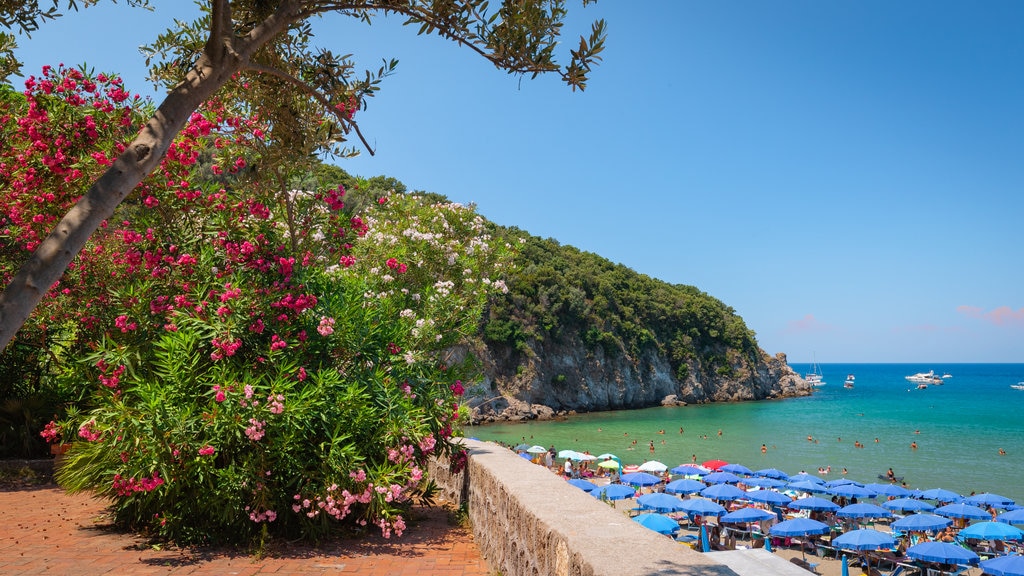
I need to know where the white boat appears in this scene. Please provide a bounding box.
[905,370,944,385]
[942,373,952,379]
[844,374,855,388]
[805,356,825,386]
[1012,383,1024,391]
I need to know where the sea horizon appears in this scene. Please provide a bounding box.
[468,362,1024,505]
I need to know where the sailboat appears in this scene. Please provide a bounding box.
[805,356,825,386]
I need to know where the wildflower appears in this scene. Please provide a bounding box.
[198,445,215,456]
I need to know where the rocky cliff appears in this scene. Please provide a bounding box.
[466,335,810,423]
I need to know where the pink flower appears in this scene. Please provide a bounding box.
[198,445,215,456]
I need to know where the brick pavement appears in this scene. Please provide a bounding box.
[0,484,491,575]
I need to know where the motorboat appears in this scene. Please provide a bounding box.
[844,374,855,388]
[1012,383,1024,391]
[905,370,944,385]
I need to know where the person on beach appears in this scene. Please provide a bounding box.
[910,441,917,450]
[649,440,655,454]
[563,459,573,478]
[761,444,767,454]
[999,448,1006,455]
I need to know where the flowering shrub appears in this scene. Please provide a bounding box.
[4,67,510,545]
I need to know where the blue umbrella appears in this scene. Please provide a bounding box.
[825,478,862,488]
[906,541,980,565]
[980,554,1024,576]
[959,521,1024,541]
[832,528,896,551]
[665,478,706,495]
[769,517,831,537]
[754,468,790,480]
[567,478,598,492]
[789,496,841,512]
[679,498,727,517]
[621,472,662,487]
[633,512,680,535]
[720,463,754,475]
[746,489,793,506]
[998,509,1024,525]
[836,503,893,520]
[829,484,877,499]
[721,507,776,523]
[787,480,830,493]
[745,477,788,489]
[891,513,952,532]
[700,523,711,552]
[790,472,825,484]
[670,464,709,476]
[591,483,636,501]
[966,493,1016,508]
[882,498,936,513]
[703,471,742,484]
[865,483,912,498]
[919,488,962,502]
[841,554,849,576]
[637,492,686,513]
[700,483,747,501]
[935,502,992,520]
[519,452,532,460]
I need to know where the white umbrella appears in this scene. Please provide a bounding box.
[638,460,668,473]
[526,445,548,454]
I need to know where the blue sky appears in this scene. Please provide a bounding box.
[12,1,1024,363]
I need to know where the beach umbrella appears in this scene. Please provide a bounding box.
[720,463,754,476]
[769,517,831,537]
[865,483,912,498]
[790,472,825,484]
[513,443,531,451]
[700,483,747,501]
[825,478,862,488]
[966,493,1016,508]
[664,479,706,495]
[998,509,1024,525]
[829,484,877,499]
[841,554,850,576]
[935,502,992,520]
[519,452,532,460]
[596,453,618,460]
[702,459,729,471]
[678,498,727,517]
[637,492,686,513]
[557,449,581,459]
[591,483,636,501]
[882,498,936,513]
[746,489,793,506]
[980,554,1024,576]
[621,472,662,487]
[745,477,788,489]
[633,513,680,535]
[919,488,962,502]
[567,479,598,492]
[787,480,830,493]
[789,496,840,512]
[891,513,953,532]
[906,541,980,565]
[670,464,709,476]
[832,528,896,551]
[700,524,711,552]
[754,468,790,480]
[703,471,742,484]
[721,507,776,523]
[597,459,620,470]
[638,460,668,473]
[959,521,1024,541]
[836,503,893,520]
[526,445,547,454]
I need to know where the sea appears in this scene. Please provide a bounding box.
[466,363,1024,504]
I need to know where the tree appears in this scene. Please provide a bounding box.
[0,0,605,350]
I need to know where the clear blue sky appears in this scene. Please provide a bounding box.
[12,1,1024,363]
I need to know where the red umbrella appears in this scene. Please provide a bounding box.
[703,459,728,471]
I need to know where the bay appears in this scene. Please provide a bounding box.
[467,363,1024,504]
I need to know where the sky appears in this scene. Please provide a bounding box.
[11,1,1024,364]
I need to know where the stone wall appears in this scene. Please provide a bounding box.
[429,438,739,576]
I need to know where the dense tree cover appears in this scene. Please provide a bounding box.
[0,0,605,351]
[482,231,761,380]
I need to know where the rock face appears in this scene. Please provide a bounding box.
[466,336,809,423]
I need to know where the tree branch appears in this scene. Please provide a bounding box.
[243,61,375,155]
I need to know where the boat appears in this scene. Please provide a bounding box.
[844,374,855,388]
[905,370,944,385]
[942,373,952,379]
[1012,383,1024,391]
[805,355,826,386]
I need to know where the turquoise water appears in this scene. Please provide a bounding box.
[468,364,1024,503]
